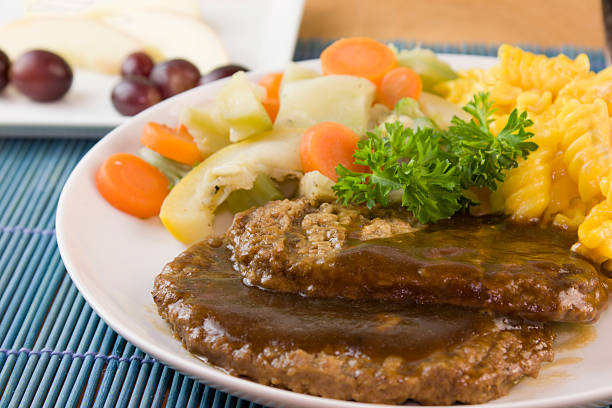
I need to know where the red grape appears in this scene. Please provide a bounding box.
[200,64,249,85]
[10,50,73,102]
[150,59,200,99]
[111,76,162,116]
[0,49,9,92]
[121,51,154,78]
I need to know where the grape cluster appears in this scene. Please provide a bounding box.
[0,48,73,101]
[0,46,248,114]
[112,51,248,116]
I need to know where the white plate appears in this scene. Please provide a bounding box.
[56,56,612,408]
[0,0,304,138]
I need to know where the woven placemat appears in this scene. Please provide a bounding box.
[0,41,609,408]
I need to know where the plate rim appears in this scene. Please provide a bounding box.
[56,55,612,408]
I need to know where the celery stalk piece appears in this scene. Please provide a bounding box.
[391,45,458,94]
[216,71,272,142]
[224,173,284,213]
[180,105,231,157]
[139,147,192,187]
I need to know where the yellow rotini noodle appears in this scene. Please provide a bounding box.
[435,72,484,106]
[578,199,612,259]
[515,90,553,116]
[498,44,590,95]
[557,66,612,112]
[575,178,612,260]
[541,154,580,225]
[501,148,553,221]
[440,45,612,264]
[557,98,611,203]
[488,82,523,113]
[499,111,560,221]
[552,198,586,230]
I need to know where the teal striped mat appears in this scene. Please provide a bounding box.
[0,41,609,407]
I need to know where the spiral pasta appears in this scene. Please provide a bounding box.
[578,201,612,259]
[557,98,610,204]
[440,44,612,266]
[436,68,490,106]
[558,66,612,111]
[515,90,553,116]
[497,44,591,95]
[500,112,558,221]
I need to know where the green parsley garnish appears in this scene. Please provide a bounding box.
[332,92,537,224]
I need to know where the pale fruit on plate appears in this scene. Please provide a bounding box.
[24,0,201,18]
[88,0,201,18]
[0,16,145,74]
[96,10,229,75]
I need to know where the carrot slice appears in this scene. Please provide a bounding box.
[140,122,203,165]
[379,66,423,109]
[261,97,280,122]
[96,153,169,218]
[258,72,283,99]
[321,37,398,86]
[300,122,369,182]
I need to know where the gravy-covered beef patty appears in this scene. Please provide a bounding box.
[228,199,610,322]
[153,241,554,405]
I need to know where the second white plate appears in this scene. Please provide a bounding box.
[0,0,304,138]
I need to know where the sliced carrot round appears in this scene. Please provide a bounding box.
[379,66,423,109]
[321,37,398,86]
[140,122,203,165]
[96,153,169,218]
[261,97,280,122]
[300,122,369,182]
[258,72,283,99]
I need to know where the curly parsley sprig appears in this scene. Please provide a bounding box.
[332,92,536,224]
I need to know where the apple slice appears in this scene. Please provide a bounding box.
[24,0,201,18]
[96,10,229,75]
[0,16,145,74]
[90,0,201,18]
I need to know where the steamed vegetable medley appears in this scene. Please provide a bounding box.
[96,37,536,244]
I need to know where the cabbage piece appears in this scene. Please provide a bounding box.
[160,127,304,243]
[216,71,272,142]
[275,75,376,136]
[180,105,230,157]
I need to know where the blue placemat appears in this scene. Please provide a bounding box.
[0,41,609,408]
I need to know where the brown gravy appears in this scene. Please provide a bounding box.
[170,243,537,362]
[229,204,609,322]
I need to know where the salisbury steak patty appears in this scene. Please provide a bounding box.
[153,240,554,405]
[228,199,610,323]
